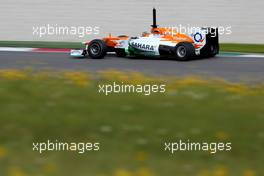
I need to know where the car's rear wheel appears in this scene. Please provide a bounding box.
[175,42,195,61]
[88,39,107,59]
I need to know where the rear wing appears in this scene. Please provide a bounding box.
[200,28,219,57]
[206,28,219,53]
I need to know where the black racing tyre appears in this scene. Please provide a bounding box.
[88,39,107,59]
[175,42,195,61]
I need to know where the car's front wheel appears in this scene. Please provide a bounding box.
[88,39,107,59]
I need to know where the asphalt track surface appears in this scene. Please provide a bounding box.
[0,51,264,82]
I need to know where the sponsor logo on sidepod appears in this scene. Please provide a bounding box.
[130,42,155,51]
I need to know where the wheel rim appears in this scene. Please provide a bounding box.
[177,46,186,58]
[90,43,101,55]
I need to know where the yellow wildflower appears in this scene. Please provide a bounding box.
[113,169,133,176]
[42,163,57,173]
[0,69,27,80]
[7,167,25,176]
[134,151,148,162]
[243,169,256,176]
[197,169,210,176]
[135,167,153,176]
[64,71,90,87]
[216,131,230,140]
[213,166,228,176]
[224,84,250,95]
[0,146,7,159]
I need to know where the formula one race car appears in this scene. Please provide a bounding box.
[71,8,219,61]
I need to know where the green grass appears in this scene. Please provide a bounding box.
[0,41,263,53]
[0,41,83,49]
[0,70,263,176]
[220,43,264,53]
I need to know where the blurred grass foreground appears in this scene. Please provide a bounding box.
[0,69,263,176]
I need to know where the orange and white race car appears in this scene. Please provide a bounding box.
[71,8,219,61]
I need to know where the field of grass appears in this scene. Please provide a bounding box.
[220,43,264,54]
[0,41,83,49]
[0,70,263,176]
[0,41,264,53]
